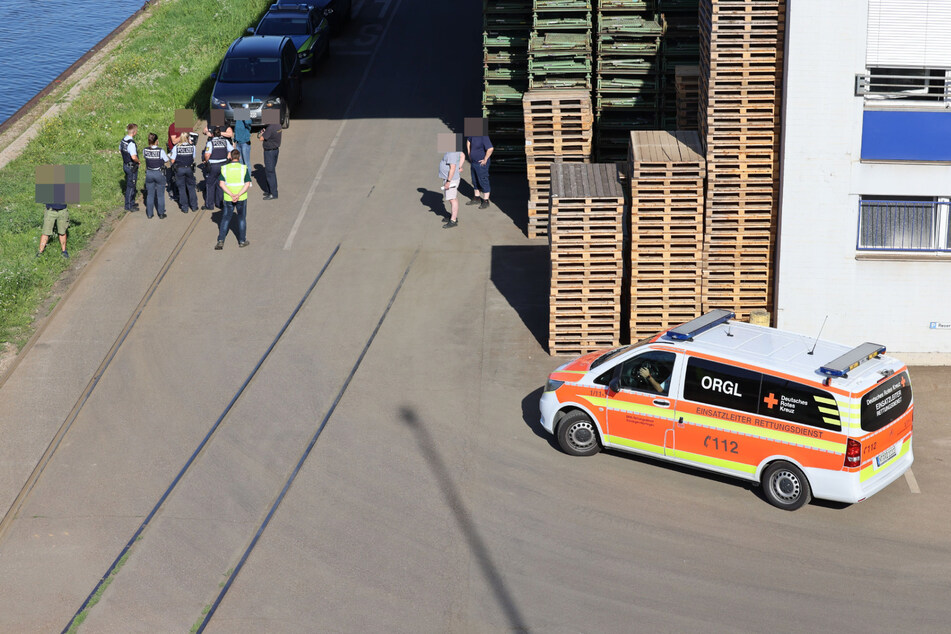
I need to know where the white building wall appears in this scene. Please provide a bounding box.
[776,0,951,364]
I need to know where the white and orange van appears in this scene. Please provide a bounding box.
[539,310,914,510]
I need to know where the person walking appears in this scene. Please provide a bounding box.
[439,149,464,228]
[258,120,282,200]
[234,118,252,167]
[170,132,200,212]
[37,203,69,258]
[466,134,494,209]
[120,123,140,211]
[203,126,232,210]
[143,133,170,219]
[216,149,251,250]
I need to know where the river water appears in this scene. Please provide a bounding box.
[0,0,144,125]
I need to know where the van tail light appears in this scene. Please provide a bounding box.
[844,438,862,468]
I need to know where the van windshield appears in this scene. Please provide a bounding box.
[219,57,281,83]
[860,371,912,432]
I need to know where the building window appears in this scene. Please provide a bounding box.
[857,67,951,104]
[857,196,951,251]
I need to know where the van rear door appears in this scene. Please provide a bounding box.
[858,370,913,471]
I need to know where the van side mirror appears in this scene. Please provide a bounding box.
[608,378,620,394]
[210,72,217,80]
[246,27,254,35]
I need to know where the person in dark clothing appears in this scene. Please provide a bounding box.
[466,135,494,209]
[170,132,200,212]
[203,126,233,210]
[120,123,140,211]
[258,122,282,200]
[143,132,170,219]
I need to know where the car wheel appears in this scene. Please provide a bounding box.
[556,411,601,457]
[762,461,811,511]
[281,105,290,130]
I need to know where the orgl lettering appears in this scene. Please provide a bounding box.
[701,375,743,397]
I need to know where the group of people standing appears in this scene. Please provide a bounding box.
[439,133,493,229]
[118,117,283,249]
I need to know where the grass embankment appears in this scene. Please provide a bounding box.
[0,0,274,347]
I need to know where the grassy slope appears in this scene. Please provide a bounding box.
[0,0,273,346]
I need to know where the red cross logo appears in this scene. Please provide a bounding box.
[763,393,778,409]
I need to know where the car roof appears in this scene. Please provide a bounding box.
[226,35,290,57]
[650,319,905,395]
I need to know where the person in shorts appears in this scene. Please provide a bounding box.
[38,203,69,258]
[439,150,464,228]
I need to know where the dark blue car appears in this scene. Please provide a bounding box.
[249,4,331,73]
[210,36,302,129]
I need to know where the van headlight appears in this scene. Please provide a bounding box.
[545,379,564,392]
[211,96,226,108]
[265,97,282,107]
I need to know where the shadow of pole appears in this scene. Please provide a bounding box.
[398,406,530,632]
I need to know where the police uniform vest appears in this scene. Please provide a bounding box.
[208,137,229,163]
[174,143,195,167]
[220,162,249,202]
[120,136,135,164]
[144,146,165,170]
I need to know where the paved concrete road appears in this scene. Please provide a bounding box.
[0,0,949,632]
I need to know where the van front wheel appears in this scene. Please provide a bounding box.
[762,461,811,511]
[557,411,601,457]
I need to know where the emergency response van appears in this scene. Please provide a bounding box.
[539,310,914,510]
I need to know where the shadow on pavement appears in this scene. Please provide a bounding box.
[490,245,548,351]
[398,405,529,631]
[417,187,449,220]
[521,386,558,450]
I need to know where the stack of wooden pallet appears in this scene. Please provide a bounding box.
[594,1,662,162]
[482,0,532,171]
[548,162,626,355]
[523,89,594,238]
[628,130,705,340]
[674,64,700,130]
[529,0,593,90]
[658,0,701,129]
[698,0,785,318]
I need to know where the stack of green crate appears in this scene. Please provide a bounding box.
[594,1,663,161]
[529,0,593,91]
[483,0,532,171]
[657,0,700,129]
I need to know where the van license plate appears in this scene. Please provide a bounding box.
[876,445,897,467]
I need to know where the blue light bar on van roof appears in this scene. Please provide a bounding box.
[665,309,735,341]
[818,342,886,377]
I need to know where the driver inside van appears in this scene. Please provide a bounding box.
[638,365,669,394]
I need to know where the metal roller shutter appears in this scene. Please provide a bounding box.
[867,0,951,68]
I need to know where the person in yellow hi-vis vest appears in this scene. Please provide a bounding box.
[216,149,251,250]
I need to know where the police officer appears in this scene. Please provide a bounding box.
[203,126,233,210]
[143,133,170,219]
[120,123,140,211]
[170,132,200,212]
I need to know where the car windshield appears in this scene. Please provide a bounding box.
[218,57,282,83]
[257,16,310,36]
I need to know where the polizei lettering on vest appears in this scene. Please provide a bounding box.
[701,375,743,397]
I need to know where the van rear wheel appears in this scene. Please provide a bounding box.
[557,411,601,457]
[762,461,811,511]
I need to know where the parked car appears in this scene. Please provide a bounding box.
[275,0,352,33]
[249,3,331,72]
[209,36,302,129]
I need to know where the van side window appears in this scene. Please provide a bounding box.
[760,376,842,432]
[617,351,676,395]
[683,357,761,414]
